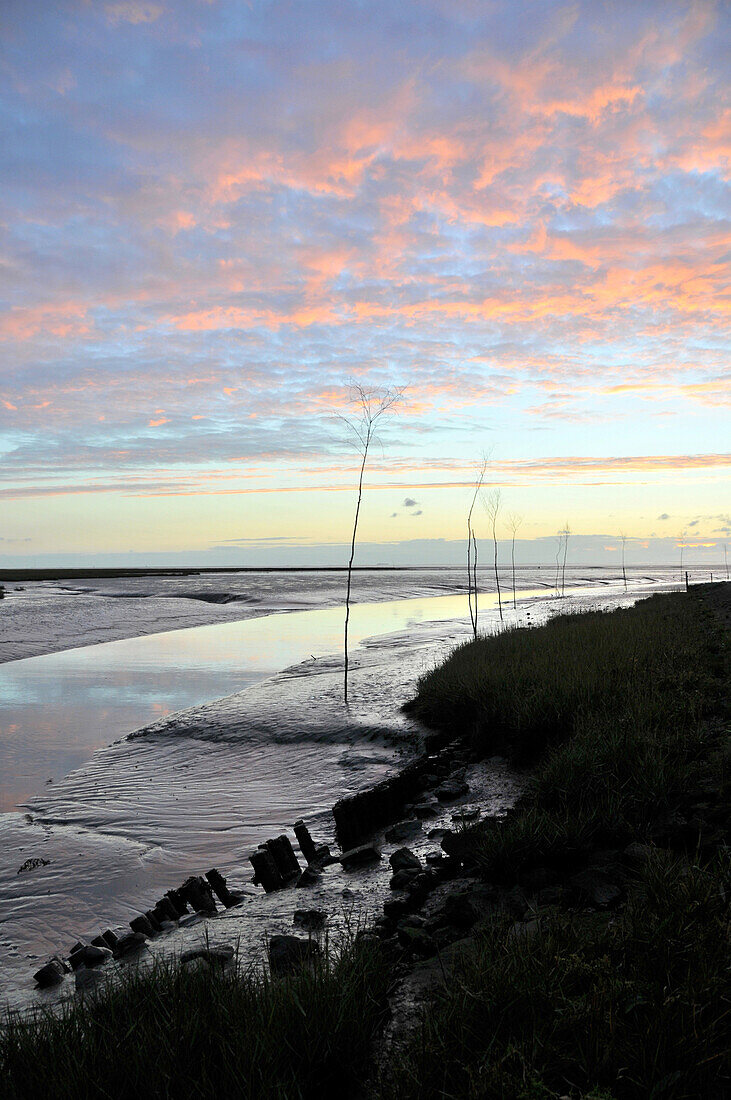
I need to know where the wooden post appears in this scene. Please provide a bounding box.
[250,847,283,892]
[294,820,318,864]
[206,868,239,907]
[685,570,689,591]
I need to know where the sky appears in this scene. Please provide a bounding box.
[0,0,729,568]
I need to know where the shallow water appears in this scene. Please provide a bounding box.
[0,569,677,1009]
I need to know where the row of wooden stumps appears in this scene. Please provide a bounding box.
[33,867,241,988]
[249,819,333,892]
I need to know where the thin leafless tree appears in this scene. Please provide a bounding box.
[561,521,571,597]
[340,383,403,703]
[555,522,570,597]
[507,512,523,610]
[467,457,488,638]
[483,489,503,622]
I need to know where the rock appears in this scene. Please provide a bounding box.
[165,888,189,917]
[114,931,148,957]
[425,853,445,867]
[427,828,446,840]
[623,841,654,866]
[341,888,354,899]
[268,935,319,975]
[412,802,439,819]
[293,909,327,931]
[180,945,235,966]
[443,892,479,930]
[385,819,422,843]
[390,869,420,890]
[389,848,422,873]
[75,966,104,993]
[570,871,622,909]
[33,958,67,988]
[69,945,112,970]
[295,865,322,888]
[397,925,436,955]
[158,920,177,932]
[508,919,540,941]
[340,844,381,869]
[100,930,119,950]
[451,806,480,824]
[436,780,469,801]
[383,898,409,923]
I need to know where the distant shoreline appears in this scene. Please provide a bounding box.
[0,563,689,583]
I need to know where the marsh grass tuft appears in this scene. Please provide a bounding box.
[1,938,391,1100]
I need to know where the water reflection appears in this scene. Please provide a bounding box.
[0,590,504,812]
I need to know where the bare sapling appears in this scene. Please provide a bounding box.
[508,512,523,610]
[340,383,402,703]
[467,457,488,638]
[620,530,627,589]
[483,488,503,622]
[561,521,570,596]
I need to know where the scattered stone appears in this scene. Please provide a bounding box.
[427,828,446,840]
[451,806,480,824]
[435,780,469,801]
[443,892,479,930]
[570,871,622,909]
[412,802,439,819]
[390,869,420,890]
[389,848,422,873]
[17,857,51,875]
[383,898,409,923]
[623,841,654,866]
[397,924,436,955]
[75,966,104,992]
[33,958,67,988]
[158,920,177,932]
[268,934,319,975]
[180,945,235,966]
[296,865,322,888]
[425,853,445,867]
[114,932,148,957]
[385,819,422,843]
[341,888,354,899]
[293,909,327,931]
[340,844,381,869]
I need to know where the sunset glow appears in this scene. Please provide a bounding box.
[1,0,728,565]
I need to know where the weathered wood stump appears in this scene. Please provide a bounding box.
[180,875,217,914]
[250,847,284,892]
[206,868,240,907]
[293,819,318,864]
[265,836,301,881]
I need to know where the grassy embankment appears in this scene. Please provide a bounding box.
[2,589,728,1098]
[386,589,730,1098]
[1,939,390,1100]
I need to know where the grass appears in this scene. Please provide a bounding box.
[3,590,728,1099]
[0,937,391,1100]
[378,850,731,1099]
[383,589,730,1097]
[407,594,722,762]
